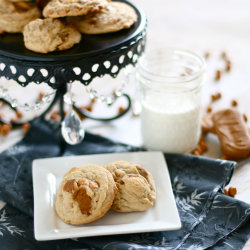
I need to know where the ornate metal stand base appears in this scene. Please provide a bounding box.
[0,0,146,142]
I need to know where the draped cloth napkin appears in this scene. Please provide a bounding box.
[0,118,250,250]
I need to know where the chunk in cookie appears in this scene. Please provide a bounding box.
[23,18,81,53]
[0,0,41,33]
[105,160,156,212]
[68,1,137,34]
[56,164,117,225]
[43,0,110,18]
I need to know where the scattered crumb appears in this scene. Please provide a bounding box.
[228,187,237,197]
[225,60,231,72]
[38,92,45,101]
[22,123,30,133]
[0,123,12,136]
[207,107,212,113]
[86,106,92,112]
[215,70,222,81]
[199,136,208,152]
[118,106,125,114]
[224,187,237,197]
[243,114,248,122]
[15,110,23,119]
[211,92,222,102]
[231,99,238,107]
[91,98,96,104]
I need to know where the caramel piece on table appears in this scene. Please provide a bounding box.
[225,60,231,72]
[0,123,12,136]
[22,123,31,133]
[243,114,248,122]
[215,70,222,81]
[228,187,237,197]
[231,99,238,107]
[211,92,222,102]
[212,108,250,159]
[207,106,212,113]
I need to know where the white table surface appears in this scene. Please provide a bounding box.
[0,0,250,248]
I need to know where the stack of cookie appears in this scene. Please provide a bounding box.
[0,0,138,53]
[56,160,156,225]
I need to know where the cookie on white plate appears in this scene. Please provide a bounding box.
[55,164,117,225]
[105,160,156,212]
[68,1,137,34]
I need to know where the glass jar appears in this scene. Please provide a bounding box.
[137,49,206,153]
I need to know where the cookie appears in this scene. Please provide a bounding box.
[68,1,137,34]
[23,18,81,53]
[0,0,41,33]
[105,160,156,212]
[212,108,250,159]
[55,164,117,225]
[42,0,110,18]
[8,0,31,2]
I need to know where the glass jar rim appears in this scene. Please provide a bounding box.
[137,48,206,84]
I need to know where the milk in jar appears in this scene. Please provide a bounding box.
[137,49,206,153]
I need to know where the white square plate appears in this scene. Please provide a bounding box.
[32,151,181,241]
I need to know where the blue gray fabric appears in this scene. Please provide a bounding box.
[0,118,250,250]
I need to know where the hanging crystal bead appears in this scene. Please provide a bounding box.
[61,83,85,144]
[61,110,85,145]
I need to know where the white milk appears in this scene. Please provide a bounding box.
[138,50,205,153]
[141,94,200,153]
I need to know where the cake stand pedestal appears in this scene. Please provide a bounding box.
[0,0,146,143]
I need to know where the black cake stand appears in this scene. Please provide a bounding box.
[0,0,147,127]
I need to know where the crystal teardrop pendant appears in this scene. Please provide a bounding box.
[61,110,85,145]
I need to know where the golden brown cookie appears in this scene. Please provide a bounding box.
[212,108,250,159]
[55,164,117,225]
[23,18,81,53]
[105,160,156,212]
[68,1,137,34]
[42,0,110,18]
[0,0,41,33]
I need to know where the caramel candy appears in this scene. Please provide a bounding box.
[215,70,222,81]
[212,108,250,159]
[22,123,31,133]
[228,187,237,197]
[64,179,92,215]
[0,123,12,136]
